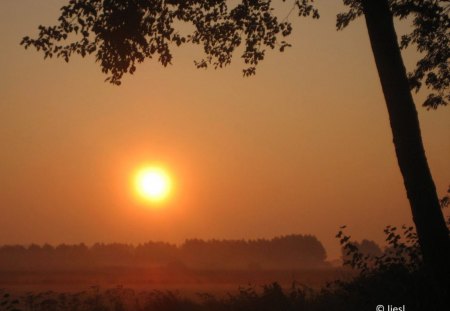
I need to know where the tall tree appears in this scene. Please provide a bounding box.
[338,0,450,295]
[21,0,449,292]
[347,0,450,294]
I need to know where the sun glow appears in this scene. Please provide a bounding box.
[134,166,172,203]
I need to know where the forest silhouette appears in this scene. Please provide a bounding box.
[0,235,327,271]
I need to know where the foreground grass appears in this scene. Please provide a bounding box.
[0,273,447,311]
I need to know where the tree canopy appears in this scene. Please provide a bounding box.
[21,0,448,108]
[337,0,449,109]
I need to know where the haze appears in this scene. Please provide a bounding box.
[1,0,449,260]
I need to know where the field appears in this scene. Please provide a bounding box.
[0,266,346,295]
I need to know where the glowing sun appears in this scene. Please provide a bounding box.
[134,166,172,203]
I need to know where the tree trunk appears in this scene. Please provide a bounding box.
[361,0,450,294]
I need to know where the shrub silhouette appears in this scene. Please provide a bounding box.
[0,291,20,311]
[329,195,450,311]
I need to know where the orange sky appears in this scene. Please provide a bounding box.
[1,1,449,260]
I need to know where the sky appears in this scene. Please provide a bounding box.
[1,1,449,260]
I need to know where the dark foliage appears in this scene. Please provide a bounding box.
[340,239,383,264]
[394,0,450,109]
[338,0,449,109]
[20,0,318,84]
[330,224,448,310]
[2,284,312,311]
[21,0,448,108]
[0,291,20,311]
[330,191,450,310]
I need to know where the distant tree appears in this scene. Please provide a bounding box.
[0,237,327,270]
[269,234,327,267]
[359,239,382,257]
[0,245,27,269]
[135,241,178,263]
[179,235,327,269]
[21,0,450,291]
[341,239,382,264]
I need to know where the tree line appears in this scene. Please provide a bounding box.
[0,234,328,270]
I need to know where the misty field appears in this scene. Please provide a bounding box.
[0,235,344,296]
[0,264,348,310]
